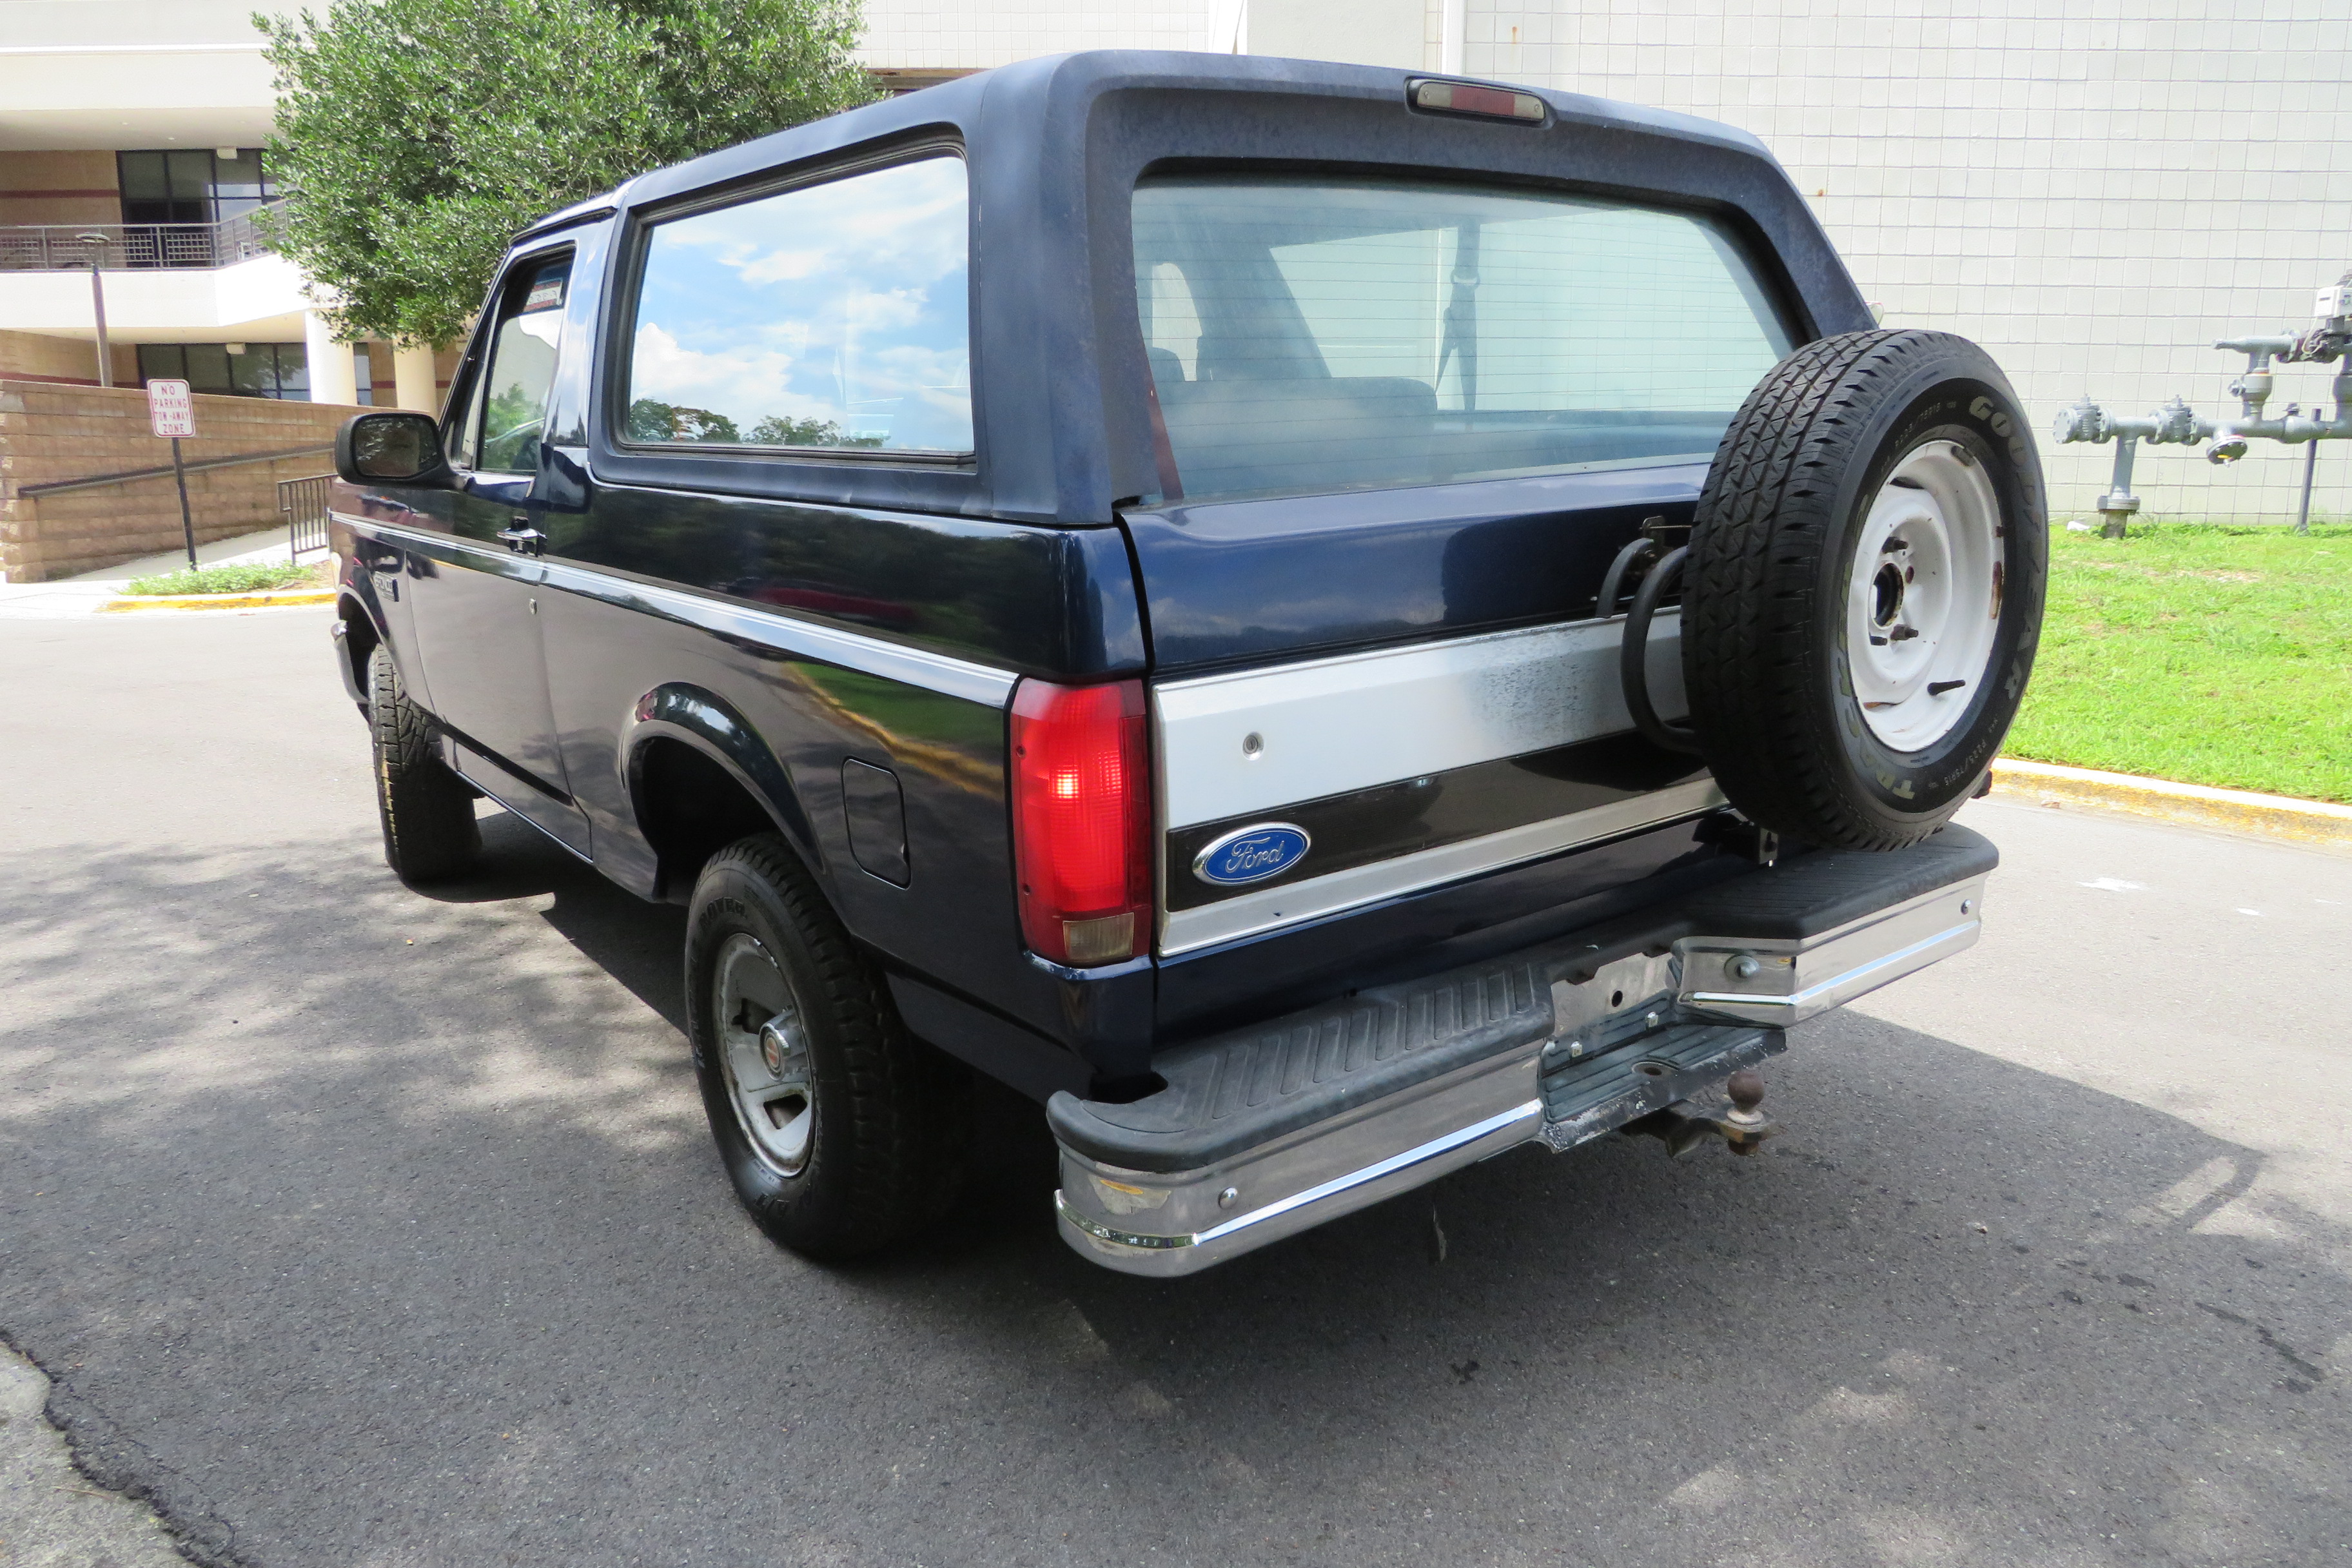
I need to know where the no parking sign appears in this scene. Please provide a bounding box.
[147,378,199,567]
[147,377,195,437]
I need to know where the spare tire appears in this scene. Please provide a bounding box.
[1681,329,2046,850]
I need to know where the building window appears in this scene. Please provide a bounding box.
[116,149,277,226]
[137,342,310,400]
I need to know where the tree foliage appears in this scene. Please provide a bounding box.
[259,0,876,346]
[624,399,883,449]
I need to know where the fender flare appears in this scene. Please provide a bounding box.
[332,587,389,706]
[621,682,819,868]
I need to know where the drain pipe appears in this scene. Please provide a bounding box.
[2056,269,2352,534]
[2051,396,2213,537]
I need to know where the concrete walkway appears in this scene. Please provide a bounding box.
[0,527,313,619]
[0,1349,184,1568]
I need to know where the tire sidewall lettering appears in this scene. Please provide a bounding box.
[1685,329,2048,847]
[1827,378,2043,814]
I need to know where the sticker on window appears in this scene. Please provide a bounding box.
[522,274,565,313]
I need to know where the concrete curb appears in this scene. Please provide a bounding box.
[1992,758,2352,850]
[101,589,335,613]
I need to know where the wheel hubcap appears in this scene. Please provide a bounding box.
[712,933,814,1177]
[1847,440,2004,751]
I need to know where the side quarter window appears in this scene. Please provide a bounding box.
[457,255,572,474]
[623,154,972,455]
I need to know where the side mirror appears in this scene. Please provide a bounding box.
[337,412,453,487]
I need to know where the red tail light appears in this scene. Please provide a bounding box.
[1010,678,1151,966]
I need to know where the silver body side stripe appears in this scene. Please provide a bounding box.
[339,514,1019,708]
[1160,778,1726,956]
[1154,612,1688,830]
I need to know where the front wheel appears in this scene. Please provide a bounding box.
[683,835,963,1260]
[1681,329,2048,850]
[368,645,480,883]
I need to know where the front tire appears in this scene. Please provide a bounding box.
[684,835,962,1260]
[368,645,480,883]
[1681,329,2047,850]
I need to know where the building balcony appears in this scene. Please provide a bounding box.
[0,206,279,272]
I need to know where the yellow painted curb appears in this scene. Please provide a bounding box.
[101,589,336,613]
[1991,758,2352,851]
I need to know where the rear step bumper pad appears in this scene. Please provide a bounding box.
[1048,825,1995,1275]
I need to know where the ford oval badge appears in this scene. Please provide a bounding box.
[1191,823,1311,887]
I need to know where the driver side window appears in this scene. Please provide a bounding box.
[462,255,571,475]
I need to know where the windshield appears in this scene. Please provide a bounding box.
[1132,175,1795,503]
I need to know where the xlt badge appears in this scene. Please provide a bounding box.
[1191,823,1311,886]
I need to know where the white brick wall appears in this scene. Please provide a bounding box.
[1462,0,2352,524]
[855,0,1224,70]
[854,0,2352,522]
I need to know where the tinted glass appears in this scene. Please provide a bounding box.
[230,344,271,397]
[136,344,184,384]
[1133,176,1794,502]
[471,257,570,473]
[117,152,168,204]
[213,150,267,218]
[272,342,308,401]
[626,155,971,454]
[181,342,232,395]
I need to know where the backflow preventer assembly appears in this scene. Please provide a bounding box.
[2054,271,2352,534]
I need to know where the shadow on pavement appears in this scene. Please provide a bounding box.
[1,821,2344,1568]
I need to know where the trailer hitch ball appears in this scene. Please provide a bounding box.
[1723,1069,1770,1156]
[1623,1068,1778,1158]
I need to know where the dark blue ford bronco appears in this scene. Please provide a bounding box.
[329,52,2044,1275]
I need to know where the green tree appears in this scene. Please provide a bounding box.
[747,413,880,448]
[627,398,741,443]
[259,0,876,348]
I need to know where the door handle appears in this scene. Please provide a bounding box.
[496,518,545,556]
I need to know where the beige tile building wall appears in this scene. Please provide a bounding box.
[0,328,135,387]
[0,150,119,228]
[1462,0,2352,524]
[858,0,1226,68]
[864,0,2352,524]
[0,380,358,581]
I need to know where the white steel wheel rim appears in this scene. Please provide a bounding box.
[1847,440,2004,752]
[713,933,816,1178]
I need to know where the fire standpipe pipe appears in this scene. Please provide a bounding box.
[2054,270,2352,536]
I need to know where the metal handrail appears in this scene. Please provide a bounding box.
[19,442,331,498]
[278,472,335,559]
[0,204,282,272]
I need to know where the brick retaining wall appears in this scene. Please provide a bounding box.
[0,380,362,582]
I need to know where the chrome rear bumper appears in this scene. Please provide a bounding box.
[1050,828,1994,1277]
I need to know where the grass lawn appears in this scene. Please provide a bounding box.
[2004,523,2352,804]
[124,560,322,596]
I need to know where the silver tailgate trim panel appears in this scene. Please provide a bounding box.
[1153,610,1687,830]
[1159,777,1726,956]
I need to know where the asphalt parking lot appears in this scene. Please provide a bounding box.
[2,605,2346,1568]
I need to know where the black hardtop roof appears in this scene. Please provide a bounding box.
[630,50,1781,208]
[527,49,1870,525]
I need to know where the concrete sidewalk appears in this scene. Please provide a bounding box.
[0,1349,184,1568]
[0,526,313,620]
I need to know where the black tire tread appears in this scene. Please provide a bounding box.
[1683,329,2026,850]
[368,645,480,883]
[689,834,963,1260]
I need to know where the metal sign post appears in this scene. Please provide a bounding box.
[146,379,198,570]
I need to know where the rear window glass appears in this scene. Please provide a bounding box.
[1133,175,1794,502]
[623,154,972,455]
